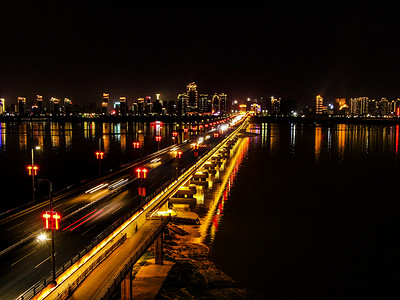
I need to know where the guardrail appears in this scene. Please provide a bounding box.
[99,216,171,299]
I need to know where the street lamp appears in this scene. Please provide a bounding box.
[136,167,148,204]
[28,146,41,204]
[95,138,104,176]
[39,179,57,285]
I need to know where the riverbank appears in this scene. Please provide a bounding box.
[151,222,261,299]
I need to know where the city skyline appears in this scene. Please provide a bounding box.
[1,4,400,107]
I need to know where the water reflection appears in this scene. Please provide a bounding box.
[198,135,250,245]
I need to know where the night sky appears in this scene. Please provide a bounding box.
[1,3,400,107]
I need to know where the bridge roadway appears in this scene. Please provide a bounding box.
[40,115,248,300]
[0,116,244,300]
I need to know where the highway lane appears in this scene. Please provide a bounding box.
[0,121,237,299]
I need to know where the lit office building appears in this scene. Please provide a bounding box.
[316,95,323,114]
[50,97,60,116]
[64,98,72,116]
[36,95,43,116]
[102,93,109,115]
[18,97,27,116]
[187,82,198,113]
[119,97,127,115]
[177,93,188,116]
[0,98,5,115]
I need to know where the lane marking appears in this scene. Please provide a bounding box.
[6,221,26,231]
[35,252,58,269]
[11,250,37,267]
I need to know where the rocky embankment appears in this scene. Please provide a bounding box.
[153,223,262,300]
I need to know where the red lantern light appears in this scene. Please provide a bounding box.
[27,165,39,175]
[133,141,140,149]
[155,136,162,142]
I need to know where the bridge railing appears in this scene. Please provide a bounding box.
[99,215,171,300]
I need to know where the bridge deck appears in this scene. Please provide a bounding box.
[65,219,163,300]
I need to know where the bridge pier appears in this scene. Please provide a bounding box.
[155,233,163,265]
[121,269,133,300]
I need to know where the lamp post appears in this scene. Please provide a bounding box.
[28,146,41,204]
[136,167,148,205]
[95,138,104,176]
[40,179,56,285]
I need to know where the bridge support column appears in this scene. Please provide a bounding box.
[155,233,163,265]
[121,268,132,300]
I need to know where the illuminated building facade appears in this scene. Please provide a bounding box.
[177,93,188,116]
[119,97,127,115]
[64,98,72,116]
[316,95,323,114]
[271,97,281,115]
[186,82,198,113]
[102,93,109,115]
[36,95,43,116]
[0,98,5,115]
[18,97,27,116]
[50,97,60,116]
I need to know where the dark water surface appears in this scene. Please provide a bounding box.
[210,123,400,299]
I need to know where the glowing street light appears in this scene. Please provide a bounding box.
[135,167,148,179]
[28,146,41,203]
[39,179,57,285]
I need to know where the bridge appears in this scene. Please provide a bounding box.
[5,114,249,300]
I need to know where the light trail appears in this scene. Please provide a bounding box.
[62,209,98,231]
[69,209,104,232]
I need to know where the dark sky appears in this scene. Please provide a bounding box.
[1,2,400,107]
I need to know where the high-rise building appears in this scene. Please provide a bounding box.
[198,94,209,113]
[119,97,127,115]
[219,93,227,114]
[64,98,72,116]
[18,97,27,116]
[177,93,188,116]
[316,95,323,114]
[102,93,109,115]
[271,97,281,115]
[212,94,220,113]
[0,98,5,115]
[349,97,368,115]
[36,95,43,116]
[186,82,198,113]
[50,97,60,116]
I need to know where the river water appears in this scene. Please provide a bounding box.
[207,122,400,299]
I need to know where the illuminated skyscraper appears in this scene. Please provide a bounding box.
[18,97,27,116]
[186,82,198,113]
[64,98,72,116]
[50,97,60,116]
[316,95,323,114]
[212,94,220,113]
[271,97,281,115]
[0,98,5,115]
[119,97,127,115]
[36,95,43,116]
[219,93,227,114]
[102,93,109,115]
[177,93,188,116]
